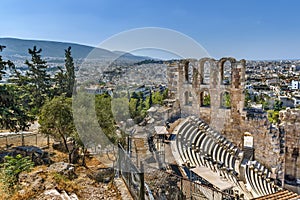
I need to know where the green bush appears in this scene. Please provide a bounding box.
[0,154,34,193]
[267,110,279,124]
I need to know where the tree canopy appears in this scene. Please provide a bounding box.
[0,46,34,131]
[39,96,75,150]
[12,46,52,115]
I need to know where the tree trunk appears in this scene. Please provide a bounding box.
[59,132,71,163]
[58,128,69,153]
[69,146,79,164]
[61,135,69,153]
[82,147,88,168]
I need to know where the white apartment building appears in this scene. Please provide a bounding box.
[291,80,300,90]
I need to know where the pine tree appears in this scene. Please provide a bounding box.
[0,46,33,131]
[13,46,51,114]
[0,45,14,79]
[25,46,51,110]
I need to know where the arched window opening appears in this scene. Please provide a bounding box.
[184,62,189,82]
[221,92,231,108]
[292,148,299,158]
[184,61,194,83]
[200,91,210,107]
[184,91,189,105]
[203,61,210,84]
[222,60,232,85]
[188,62,194,83]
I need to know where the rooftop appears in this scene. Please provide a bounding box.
[252,189,300,200]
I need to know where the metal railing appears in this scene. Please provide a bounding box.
[117,142,235,200]
[117,143,145,200]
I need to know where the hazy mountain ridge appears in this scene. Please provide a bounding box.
[0,38,148,61]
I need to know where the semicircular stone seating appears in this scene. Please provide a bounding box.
[245,161,278,197]
[174,116,280,198]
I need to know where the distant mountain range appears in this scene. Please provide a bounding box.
[0,38,149,62]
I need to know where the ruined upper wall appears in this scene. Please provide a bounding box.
[167,57,246,131]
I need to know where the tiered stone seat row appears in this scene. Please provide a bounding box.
[174,116,279,197]
[245,161,277,197]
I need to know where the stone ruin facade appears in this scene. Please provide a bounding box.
[167,58,246,136]
[167,57,251,148]
[167,57,300,187]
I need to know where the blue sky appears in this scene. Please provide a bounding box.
[1,0,300,60]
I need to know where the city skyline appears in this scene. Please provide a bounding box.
[1,0,300,60]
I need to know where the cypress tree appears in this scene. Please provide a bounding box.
[54,46,75,97]
[65,47,75,97]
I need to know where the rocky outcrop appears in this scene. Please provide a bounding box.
[87,167,114,183]
[38,189,79,200]
[17,162,122,199]
[0,145,51,165]
[47,162,77,179]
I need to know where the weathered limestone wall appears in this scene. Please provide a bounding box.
[167,63,179,100]
[279,108,300,180]
[242,118,283,169]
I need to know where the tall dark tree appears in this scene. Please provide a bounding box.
[13,46,51,114]
[65,47,75,97]
[0,46,33,131]
[26,46,51,109]
[54,46,75,97]
[54,67,67,96]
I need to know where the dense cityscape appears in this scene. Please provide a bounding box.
[1,1,300,200]
[1,41,300,199]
